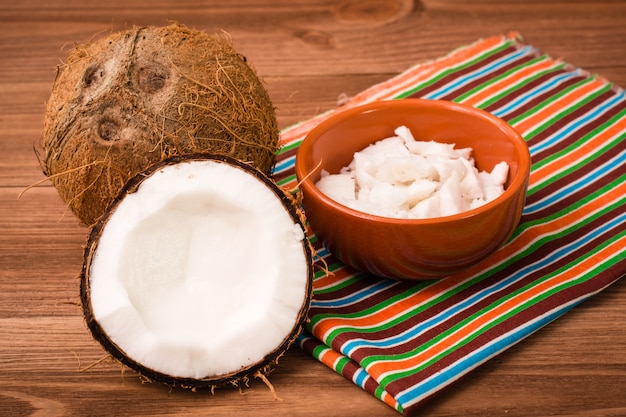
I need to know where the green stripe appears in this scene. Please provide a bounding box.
[524,83,612,140]
[396,40,516,99]
[315,272,496,343]
[528,106,625,172]
[508,76,596,128]
[476,62,567,109]
[294,36,626,404]
[527,132,626,196]
[314,191,623,346]
[453,55,552,104]
[312,274,361,295]
[314,268,328,280]
[373,385,386,402]
[372,385,402,413]
[311,344,328,359]
[367,226,624,370]
[373,232,625,386]
[311,280,452,338]
[517,175,626,237]
[276,139,303,155]
[275,174,296,186]
[335,356,351,375]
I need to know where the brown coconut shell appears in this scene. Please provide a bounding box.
[80,153,313,389]
[40,23,279,226]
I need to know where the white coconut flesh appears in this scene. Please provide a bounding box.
[84,156,311,382]
[316,125,510,219]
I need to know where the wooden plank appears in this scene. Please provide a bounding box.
[0,1,624,416]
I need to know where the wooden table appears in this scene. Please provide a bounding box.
[1,1,624,416]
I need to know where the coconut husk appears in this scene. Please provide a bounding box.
[40,23,279,226]
[80,153,314,390]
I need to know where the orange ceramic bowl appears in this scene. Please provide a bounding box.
[295,99,531,280]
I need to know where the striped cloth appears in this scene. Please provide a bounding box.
[272,32,625,415]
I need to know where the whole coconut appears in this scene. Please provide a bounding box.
[41,23,279,226]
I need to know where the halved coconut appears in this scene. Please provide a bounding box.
[80,154,313,388]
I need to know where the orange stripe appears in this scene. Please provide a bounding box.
[366,237,624,379]
[311,183,624,338]
[514,77,606,134]
[461,58,557,107]
[529,119,626,185]
[350,34,519,106]
[278,34,518,146]
[313,267,356,291]
[466,180,624,270]
[279,129,309,147]
[312,273,478,336]
[319,346,401,411]
[381,390,401,411]
[318,348,344,370]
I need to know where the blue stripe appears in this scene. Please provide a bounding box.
[524,149,626,214]
[423,46,535,100]
[491,70,583,118]
[353,367,369,387]
[296,333,313,347]
[271,154,296,176]
[312,280,399,308]
[396,300,582,407]
[297,333,372,392]
[341,212,624,356]
[315,246,330,258]
[528,89,625,156]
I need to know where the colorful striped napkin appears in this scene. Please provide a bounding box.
[272,32,625,415]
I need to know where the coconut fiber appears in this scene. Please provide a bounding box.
[40,23,279,226]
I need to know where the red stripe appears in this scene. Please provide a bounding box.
[406,45,521,98]
[327,208,623,360]
[396,258,625,415]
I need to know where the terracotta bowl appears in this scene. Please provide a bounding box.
[295,99,531,280]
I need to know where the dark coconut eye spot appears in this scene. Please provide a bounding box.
[97,118,121,142]
[137,65,169,93]
[83,65,105,88]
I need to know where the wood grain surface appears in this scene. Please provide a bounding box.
[1,1,624,416]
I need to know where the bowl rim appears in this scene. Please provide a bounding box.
[295,98,531,225]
